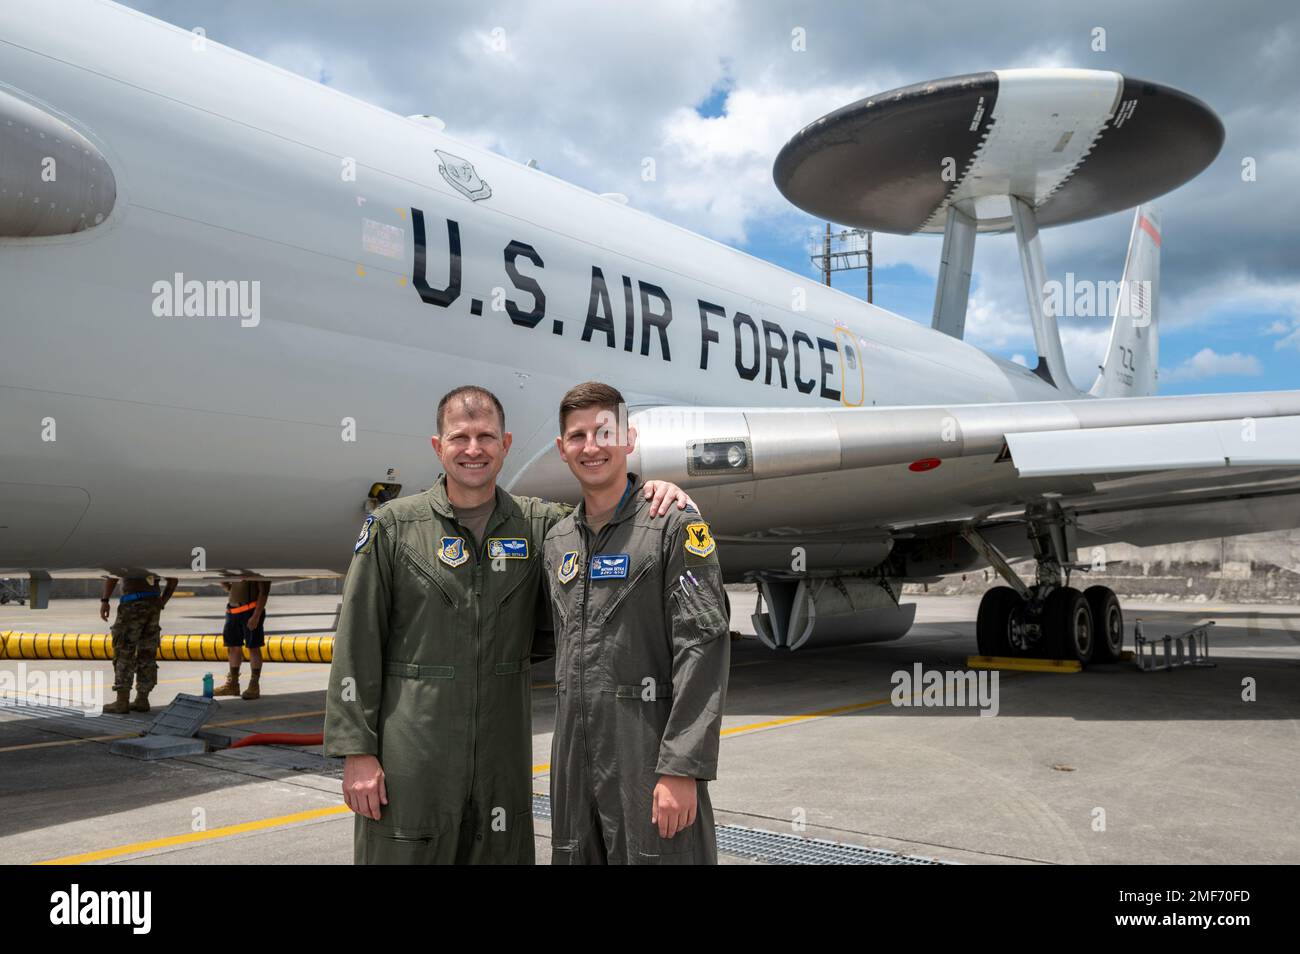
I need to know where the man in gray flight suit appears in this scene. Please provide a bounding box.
[324,385,691,864]
[544,381,731,864]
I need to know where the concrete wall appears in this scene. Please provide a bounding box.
[906,528,1300,602]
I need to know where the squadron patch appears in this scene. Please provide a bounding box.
[438,536,469,567]
[354,515,376,554]
[683,522,716,558]
[487,537,529,560]
[556,551,580,584]
[590,554,630,579]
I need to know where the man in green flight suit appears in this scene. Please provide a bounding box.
[544,381,731,864]
[324,385,691,864]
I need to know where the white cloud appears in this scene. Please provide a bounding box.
[1163,348,1264,382]
[650,81,875,241]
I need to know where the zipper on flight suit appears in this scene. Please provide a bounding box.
[440,512,487,805]
[574,480,637,790]
[576,517,619,779]
[463,505,512,814]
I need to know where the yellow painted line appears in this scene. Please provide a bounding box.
[208,709,325,728]
[529,687,937,775]
[967,655,1081,673]
[152,669,321,688]
[35,804,351,865]
[0,733,138,753]
[720,694,898,737]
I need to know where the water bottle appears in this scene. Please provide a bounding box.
[203,672,214,698]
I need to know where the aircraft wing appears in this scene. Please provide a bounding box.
[511,389,1300,569]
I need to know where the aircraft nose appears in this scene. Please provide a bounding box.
[0,88,116,237]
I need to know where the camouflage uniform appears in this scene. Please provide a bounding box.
[110,581,162,693]
[543,477,730,864]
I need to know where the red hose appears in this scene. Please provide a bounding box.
[229,732,323,748]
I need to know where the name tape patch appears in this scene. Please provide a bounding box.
[487,537,529,560]
[589,554,630,579]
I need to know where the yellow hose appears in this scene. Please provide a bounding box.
[0,632,333,663]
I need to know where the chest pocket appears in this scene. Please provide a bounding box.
[397,541,456,607]
[592,554,657,626]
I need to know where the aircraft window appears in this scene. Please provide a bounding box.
[846,346,858,370]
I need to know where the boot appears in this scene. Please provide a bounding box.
[103,689,131,714]
[241,669,261,700]
[213,667,241,697]
[130,690,150,712]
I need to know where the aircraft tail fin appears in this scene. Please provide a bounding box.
[1090,205,1161,397]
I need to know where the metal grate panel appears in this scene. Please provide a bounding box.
[530,793,948,864]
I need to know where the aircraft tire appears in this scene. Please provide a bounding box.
[1043,586,1094,664]
[976,586,1023,656]
[1084,585,1124,663]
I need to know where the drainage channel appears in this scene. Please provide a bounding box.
[532,793,948,865]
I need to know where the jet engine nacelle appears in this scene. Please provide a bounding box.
[752,575,916,651]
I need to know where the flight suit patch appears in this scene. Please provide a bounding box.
[438,536,469,567]
[590,554,630,579]
[487,537,529,560]
[557,551,580,584]
[683,522,715,558]
[354,515,376,554]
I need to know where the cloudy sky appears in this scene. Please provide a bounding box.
[124,0,1300,394]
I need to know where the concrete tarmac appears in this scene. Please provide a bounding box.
[2,591,1296,865]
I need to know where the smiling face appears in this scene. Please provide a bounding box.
[556,404,637,494]
[432,403,512,495]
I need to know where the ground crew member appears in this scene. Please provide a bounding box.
[214,580,270,699]
[324,385,690,865]
[544,381,730,864]
[100,574,178,714]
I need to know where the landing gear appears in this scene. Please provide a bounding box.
[964,507,1126,666]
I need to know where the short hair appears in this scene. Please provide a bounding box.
[436,385,505,434]
[558,381,626,435]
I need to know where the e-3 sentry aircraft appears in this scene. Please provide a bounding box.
[3,1,1299,664]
